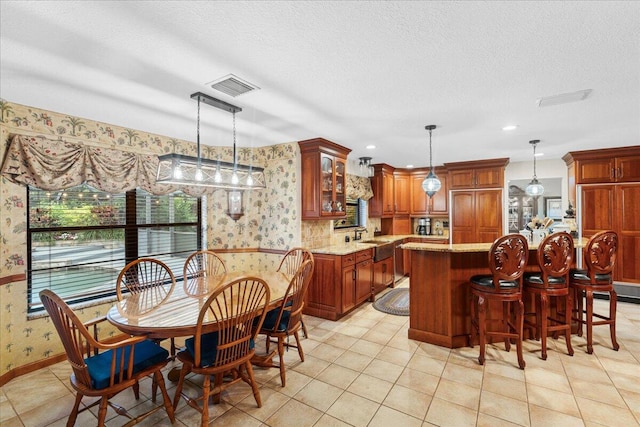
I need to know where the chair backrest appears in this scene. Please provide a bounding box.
[266,259,314,333]
[39,289,107,390]
[192,277,270,369]
[183,250,228,296]
[116,258,176,314]
[277,247,314,276]
[487,234,529,292]
[584,230,618,281]
[537,231,574,286]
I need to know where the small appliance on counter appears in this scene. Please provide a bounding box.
[417,218,431,235]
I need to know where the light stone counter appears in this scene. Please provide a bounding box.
[401,237,586,253]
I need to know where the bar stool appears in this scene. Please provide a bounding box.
[470,234,529,369]
[524,232,574,360]
[570,230,619,354]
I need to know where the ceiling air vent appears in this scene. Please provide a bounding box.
[536,89,592,107]
[208,74,260,97]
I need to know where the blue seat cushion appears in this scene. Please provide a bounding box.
[524,273,566,286]
[470,274,519,290]
[261,307,291,332]
[85,339,168,390]
[185,330,254,367]
[570,269,612,283]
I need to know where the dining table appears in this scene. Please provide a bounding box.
[106,270,293,379]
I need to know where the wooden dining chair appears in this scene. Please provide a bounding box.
[172,277,270,427]
[116,258,177,354]
[469,234,529,369]
[524,231,574,360]
[39,289,175,427]
[183,250,227,296]
[276,247,314,338]
[570,230,619,354]
[258,259,314,386]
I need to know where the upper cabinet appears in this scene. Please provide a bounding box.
[563,146,640,184]
[410,167,448,216]
[446,158,509,190]
[393,170,410,215]
[298,138,351,220]
[369,164,395,218]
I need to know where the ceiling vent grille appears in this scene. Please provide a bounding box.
[208,74,259,97]
[536,89,592,107]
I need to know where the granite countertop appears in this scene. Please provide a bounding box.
[311,234,449,255]
[401,237,588,253]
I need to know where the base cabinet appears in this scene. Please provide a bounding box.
[305,249,373,320]
[373,257,394,297]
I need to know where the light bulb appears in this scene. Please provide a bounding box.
[173,164,183,179]
[247,174,253,186]
[214,167,222,183]
[231,171,239,185]
[194,168,203,181]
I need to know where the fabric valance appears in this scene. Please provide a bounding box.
[346,173,373,201]
[1,134,208,196]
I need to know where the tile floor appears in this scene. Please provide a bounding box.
[1,279,639,426]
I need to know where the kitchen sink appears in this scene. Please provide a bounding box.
[359,239,391,244]
[371,242,395,262]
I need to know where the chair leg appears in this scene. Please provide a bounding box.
[133,380,140,399]
[294,331,305,361]
[535,294,542,340]
[503,301,511,352]
[201,374,211,427]
[540,293,549,360]
[478,296,487,366]
[576,288,584,337]
[277,336,286,387]
[154,370,176,423]
[469,294,477,348]
[97,396,109,427]
[564,292,574,356]
[609,289,620,351]
[301,317,309,339]
[66,393,83,427]
[172,363,190,411]
[245,360,263,408]
[585,289,594,354]
[515,300,526,370]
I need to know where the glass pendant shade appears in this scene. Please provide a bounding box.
[524,139,544,197]
[422,169,441,198]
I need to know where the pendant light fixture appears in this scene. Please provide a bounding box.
[156,92,266,190]
[421,125,441,198]
[358,157,374,177]
[525,139,544,197]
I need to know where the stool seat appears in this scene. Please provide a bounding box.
[570,269,611,284]
[470,275,519,290]
[524,273,566,287]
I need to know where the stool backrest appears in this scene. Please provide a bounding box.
[584,230,618,280]
[537,231,574,285]
[487,234,529,291]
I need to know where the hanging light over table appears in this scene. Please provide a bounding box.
[525,139,544,197]
[358,157,374,177]
[421,125,441,198]
[156,92,266,190]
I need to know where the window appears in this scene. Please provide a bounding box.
[334,198,367,229]
[28,184,201,313]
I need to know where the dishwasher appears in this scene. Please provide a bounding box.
[394,240,405,283]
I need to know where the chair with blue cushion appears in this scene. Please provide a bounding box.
[570,230,619,354]
[524,231,575,360]
[172,277,270,427]
[39,289,175,427]
[469,234,529,369]
[259,259,314,386]
[276,247,314,338]
[183,250,227,296]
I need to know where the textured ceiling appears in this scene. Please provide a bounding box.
[1,1,639,168]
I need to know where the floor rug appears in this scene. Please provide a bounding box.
[373,288,409,316]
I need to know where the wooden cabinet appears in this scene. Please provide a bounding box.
[369,164,395,218]
[298,138,351,220]
[373,256,394,296]
[564,146,640,284]
[445,158,509,190]
[451,189,503,243]
[410,167,448,216]
[305,248,373,320]
[393,170,410,215]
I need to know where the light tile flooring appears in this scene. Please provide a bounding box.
[2,279,639,426]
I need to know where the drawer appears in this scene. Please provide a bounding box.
[342,253,356,267]
[355,249,373,263]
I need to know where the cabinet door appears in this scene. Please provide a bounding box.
[334,158,347,215]
[577,158,616,184]
[475,189,503,243]
[616,155,640,182]
[341,264,356,313]
[581,185,615,236]
[382,171,395,217]
[373,257,394,294]
[615,184,640,283]
[355,259,373,304]
[449,170,475,189]
[451,191,476,243]
[394,172,410,215]
[429,172,448,214]
[474,167,503,188]
[410,173,429,215]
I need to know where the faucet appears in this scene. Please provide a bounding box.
[354,227,368,241]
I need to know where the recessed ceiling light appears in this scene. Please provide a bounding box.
[366,145,376,149]
[406,164,414,168]
[535,152,544,157]
[502,125,518,131]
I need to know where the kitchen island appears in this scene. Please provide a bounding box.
[401,239,585,348]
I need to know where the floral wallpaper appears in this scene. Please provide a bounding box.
[0,99,300,378]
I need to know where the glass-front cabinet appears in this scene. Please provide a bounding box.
[299,138,351,220]
[508,184,535,232]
